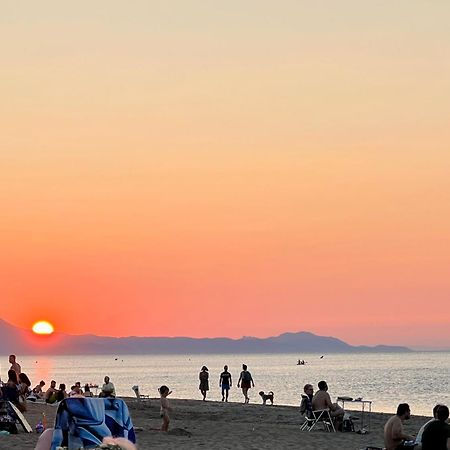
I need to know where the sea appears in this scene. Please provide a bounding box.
[1,352,449,416]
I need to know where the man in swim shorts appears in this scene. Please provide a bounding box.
[219,365,232,402]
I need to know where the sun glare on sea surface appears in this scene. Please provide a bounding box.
[32,320,55,335]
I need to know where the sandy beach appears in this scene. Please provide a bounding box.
[0,397,429,450]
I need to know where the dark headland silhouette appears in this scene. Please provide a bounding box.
[0,319,410,355]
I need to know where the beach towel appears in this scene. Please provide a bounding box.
[103,398,135,443]
[50,398,136,450]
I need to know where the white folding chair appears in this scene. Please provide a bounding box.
[301,409,336,432]
[131,385,150,406]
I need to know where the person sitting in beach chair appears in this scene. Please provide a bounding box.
[99,376,116,398]
[300,405,336,432]
[300,383,314,419]
[301,383,332,432]
[312,380,345,430]
[9,355,21,379]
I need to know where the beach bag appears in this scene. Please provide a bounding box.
[342,417,354,432]
[0,420,18,434]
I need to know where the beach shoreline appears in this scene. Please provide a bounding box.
[0,397,429,449]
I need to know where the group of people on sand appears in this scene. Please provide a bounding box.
[0,354,116,412]
[299,381,450,449]
[384,402,450,450]
[0,355,32,412]
[35,376,115,403]
[300,380,345,429]
[198,364,255,403]
[155,363,256,434]
[4,353,448,449]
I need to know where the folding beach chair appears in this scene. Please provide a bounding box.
[300,408,336,432]
[132,385,150,405]
[0,400,33,433]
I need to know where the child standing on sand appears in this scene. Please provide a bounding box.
[159,385,172,432]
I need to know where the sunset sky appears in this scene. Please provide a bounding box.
[1,1,449,349]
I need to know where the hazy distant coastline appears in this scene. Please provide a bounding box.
[0,319,410,355]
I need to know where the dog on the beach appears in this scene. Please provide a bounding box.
[259,391,274,405]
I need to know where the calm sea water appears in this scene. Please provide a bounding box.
[1,352,449,416]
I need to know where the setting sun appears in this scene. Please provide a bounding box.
[32,320,55,335]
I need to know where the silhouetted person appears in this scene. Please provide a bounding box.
[56,383,67,402]
[415,403,442,448]
[45,380,58,403]
[237,364,254,404]
[199,366,209,401]
[219,365,232,402]
[422,404,450,450]
[9,354,21,378]
[2,370,20,408]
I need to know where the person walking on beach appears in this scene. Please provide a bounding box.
[384,403,415,450]
[199,366,209,401]
[9,354,21,378]
[158,385,172,432]
[219,365,232,402]
[237,364,254,404]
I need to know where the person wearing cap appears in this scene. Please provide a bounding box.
[199,366,209,401]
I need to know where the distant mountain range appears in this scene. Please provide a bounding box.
[0,319,411,355]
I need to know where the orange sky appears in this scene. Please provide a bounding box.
[1,1,450,349]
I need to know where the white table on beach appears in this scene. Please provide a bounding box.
[337,397,372,433]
